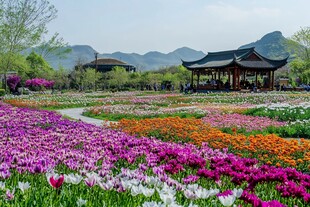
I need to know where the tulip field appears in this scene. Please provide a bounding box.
[1,91,310,206]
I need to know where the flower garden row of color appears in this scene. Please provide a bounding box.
[0,102,310,206]
[4,91,310,109]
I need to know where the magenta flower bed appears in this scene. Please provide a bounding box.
[0,102,309,206]
[202,113,287,132]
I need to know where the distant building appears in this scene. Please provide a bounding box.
[82,58,136,73]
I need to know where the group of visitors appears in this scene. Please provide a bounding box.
[180,83,196,93]
[299,83,310,91]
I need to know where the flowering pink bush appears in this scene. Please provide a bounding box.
[202,113,287,132]
[25,78,55,90]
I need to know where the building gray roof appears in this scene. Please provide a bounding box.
[182,47,288,70]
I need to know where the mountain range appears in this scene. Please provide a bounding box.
[44,31,293,71]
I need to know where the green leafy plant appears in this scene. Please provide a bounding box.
[0,89,5,96]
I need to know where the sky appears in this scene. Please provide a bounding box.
[46,0,310,55]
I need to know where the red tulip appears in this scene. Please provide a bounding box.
[49,175,64,189]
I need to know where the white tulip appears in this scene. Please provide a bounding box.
[218,194,236,207]
[142,201,165,207]
[184,189,198,200]
[76,197,87,207]
[65,173,83,184]
[159,193,175,205]
[0,181,5,190]
[141,186,155,197]
[233,188,243,198]
[131,185,142,196]
[18,181,31,193]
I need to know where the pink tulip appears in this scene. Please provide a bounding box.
[49,175,64,189]
[6,189,15,200]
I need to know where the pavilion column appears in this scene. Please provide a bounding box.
[228,69,231,83]
[243,70,246,81]
[237,68,240,90]
[268,71,271,90]
[197,71,200,89]
[191,70,194,87]
[218,69,221,81]
[255,71,258,87]
[233,65,237,90]
[271,70,275,91]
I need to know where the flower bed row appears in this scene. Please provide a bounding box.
[84,105,206,121]
[3,94,102,109]
[111,117,310,171]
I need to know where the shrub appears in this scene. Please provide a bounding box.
[0,89,5,96]
[25,78,55,91]
[7,75,21,92]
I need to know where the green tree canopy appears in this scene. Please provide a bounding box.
[26,51,54,79]
[106,66,129,90]
[0,0,68,86]
[288,27,310,83]
[0,0,57,54]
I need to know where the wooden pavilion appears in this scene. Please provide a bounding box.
[182,47,288,91]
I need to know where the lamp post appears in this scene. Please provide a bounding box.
[94,52,99,91]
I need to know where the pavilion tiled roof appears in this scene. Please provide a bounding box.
[89,58,127,65]
[182,47,288,70]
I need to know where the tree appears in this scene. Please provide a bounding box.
[0,0,57,54]
[106,66,129,90]
[127,72,141,89]
[0,0,58,90]
[83,68,101,91]
[0,52,29,89]
[37,32,72,59]
[53,66,70,90]
[69,57,88,90]
[288,27,310,83]
[175,65,191,84]
[26,51,54,79]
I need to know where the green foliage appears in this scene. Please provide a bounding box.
[155,65,191,87]
[83,111,204,121]
[0,0,58,77]
[83,68,101,90]
[0,53,29,79]
[26,51,54,79]
[0,0,57,54]
[290,59,310,83]
[288,27,310,83]
[0,88,5,96]
[106,66,129,90]
[0,0,70,89]
[53,66,70,90]
[37,32,72,59]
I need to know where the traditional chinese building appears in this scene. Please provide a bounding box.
[83,58,136,73]
[182,47,288,91]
